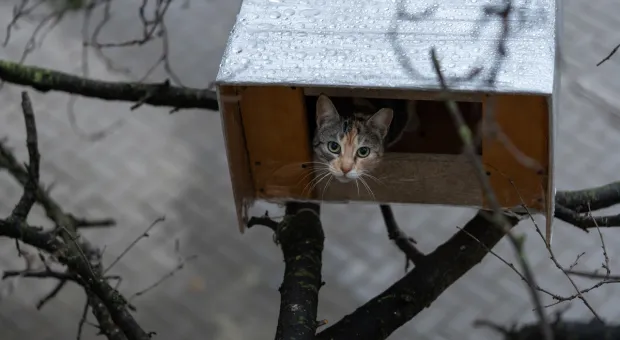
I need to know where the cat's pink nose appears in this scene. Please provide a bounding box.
[341,165,352,174]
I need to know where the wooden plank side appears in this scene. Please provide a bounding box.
[238,86,314,200]
[217,85,255,233]
[482,95,550,211]
[297,153,482,206]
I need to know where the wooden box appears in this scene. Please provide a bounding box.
[215,0,561,242]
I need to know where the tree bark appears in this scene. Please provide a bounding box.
[317,211,520,340]
[0,60,218,111]
[476,319,620,340]
[274,202,324,340]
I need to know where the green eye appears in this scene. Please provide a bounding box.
[356,147,370,158]
[327,141,341,154]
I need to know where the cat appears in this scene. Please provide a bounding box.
[351,96,419,148]
[311,94,419,186]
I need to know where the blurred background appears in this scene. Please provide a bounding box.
[1,0,620,339]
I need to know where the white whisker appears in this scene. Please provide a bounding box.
[321,175,334,199]
[359,176,376,201]
[296,167,329,187]
[306,171,332,195]
[361,172,386,186]
[302,170,329,195]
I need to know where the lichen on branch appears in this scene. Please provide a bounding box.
[0,60,218,111]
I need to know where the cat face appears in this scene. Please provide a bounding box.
[312,94,393,183]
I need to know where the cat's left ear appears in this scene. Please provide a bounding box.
[316,94,340,127]
[367,108,393,139]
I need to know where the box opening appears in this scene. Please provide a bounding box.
[304,95,483,155]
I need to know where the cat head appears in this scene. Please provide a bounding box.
[312,94,393,183]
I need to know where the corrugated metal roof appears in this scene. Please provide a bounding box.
[217,0,557,95]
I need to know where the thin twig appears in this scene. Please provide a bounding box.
[247,212,279,232]
[128,254,198,301]
[104,216,166,274]
[429,47,552,340]
[566,270,620,282]
[36,279,68,310]
[9,91,40,221]
[457,226,559,299]
[511,182,602,321]
[597,43,620,66]
[588,203,611,276]
[555,204,620,230]
[2,269,78,281]
[379,204,425,270]
[73,216,117,228]
[77,297,90,340]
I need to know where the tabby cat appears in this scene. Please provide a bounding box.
[311,94,419,186]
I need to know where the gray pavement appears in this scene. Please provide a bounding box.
[1,0,620,339]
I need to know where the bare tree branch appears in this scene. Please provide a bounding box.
[8,92,40,222]
[553,182,620,229]
[247,212,279,232]
[274,202,325,340]
[0,91,148,340]
[89,294,129,340]
[0,176,147,340]
[0,60,218,111]
[556,182,620,213]
[0,141,117,231]
[379,204,425,269]
[554,205,620,230]
[36,278,68,309]
[474,318,620,340]
[316,211,520,340]
[597,43,620,66]
[128,254,198,302]
[2,268,76,281]
[429,41,552,339]
[2,2,620,339]
[248,203,325,340]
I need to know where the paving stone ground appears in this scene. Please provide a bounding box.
[1,1,620,339]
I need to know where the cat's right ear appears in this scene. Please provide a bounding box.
[316,94,339,127]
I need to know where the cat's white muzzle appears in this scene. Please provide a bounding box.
[335,176,352,183]
[334,170,359,183]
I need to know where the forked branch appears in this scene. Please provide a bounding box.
[0,91,148,340]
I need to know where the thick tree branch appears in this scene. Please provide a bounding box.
[273,202,324,340]
[0,60,218,111]
[312,181,620,340]
[552,182,620,229]
[316,211,519,340]
[556,182,620,213]
[0,265,122,339]
[554,204,620,230]
[0,218,145,339]
[89,294,129,340]
[475,318,620,340]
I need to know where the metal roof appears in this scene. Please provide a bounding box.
[217,0,557,95]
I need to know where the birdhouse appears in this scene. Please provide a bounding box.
[215,0,560,241]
